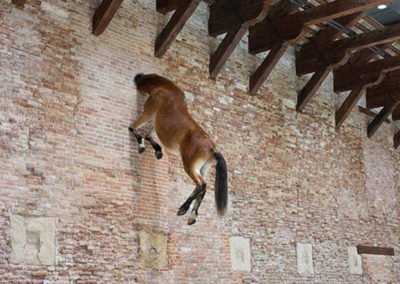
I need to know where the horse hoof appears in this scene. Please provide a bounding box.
[177,207,188,216]
[138,146,145,154]
[187,218,196,225]
[155,151,163,160]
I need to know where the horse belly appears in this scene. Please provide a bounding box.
[154,121,185,155]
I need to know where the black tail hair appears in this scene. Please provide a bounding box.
[214,151,228,216]
[134,73,145,85]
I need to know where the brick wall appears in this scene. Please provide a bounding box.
[0,0,399,283]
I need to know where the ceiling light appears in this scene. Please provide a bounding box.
[377,4,388,10]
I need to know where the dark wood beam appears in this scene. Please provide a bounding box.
[156,0,182,14]
[334,56,400,92]
[297,67,331,112]
[247,0,294,95]
[249,0,388,54]
[155,0,201,58]
[358,106,390,123]
[249,42,288,95]
[294,13,363,111]
[368,70,400,93]
[366,71,400,109]
[357,245,395,256]
[313,12,364,45]
[93,0,124,36]
[12,0,26,9]
[366,93,392,109]
[336,85,366,129]
[392,105,400,120]
[209,0,279,79]
[157,0,215,14]
[209,0,279,37]
[368,101,400,137]
[394,130,400,148]
[297,22,400,76]
[209,25,248,79]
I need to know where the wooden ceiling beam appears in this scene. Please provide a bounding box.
[366,71,400,108]
[155,0,201,58]
[249,0,388,54]
[333,56,400,129]
[209,0,279,79]
[12,0,26,9]
[209,0,278,37]
[313,12,364,45]
[335,70,388,129]
[157,0,215,14]
[368,100,400,137]
[394,130,400,148]
[392,105,400,120]
[296,22,400,76]
[334,55,400,92]
[248,0,294,95]
[366,93,392,109]
[93,0,124,36]
[295,12,363,111]
[157,0,181,14]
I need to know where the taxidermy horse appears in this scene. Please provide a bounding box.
[129,73,227,225]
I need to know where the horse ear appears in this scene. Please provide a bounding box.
[134,73,145,85]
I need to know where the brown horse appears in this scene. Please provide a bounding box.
[129,73,228,225]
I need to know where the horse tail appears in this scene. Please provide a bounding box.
[214,151,228,216]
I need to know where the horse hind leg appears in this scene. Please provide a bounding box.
[177,182,204,216]
[177,165,205,217]
[187,183,206,225]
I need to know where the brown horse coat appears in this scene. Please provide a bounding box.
[129,74,227,225]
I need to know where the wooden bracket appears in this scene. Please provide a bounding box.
[12,0,26,9]
[93,0,124,36]
[155,0,201,58]
[367,100,400,138]
[335,85,366,129]
[208,0,277,79]
[296,67,332,112]
[294,13,363,110]
[392,104,400,121]
[209,24,248,79]
[394,130,400,148]
[249,42,288,95]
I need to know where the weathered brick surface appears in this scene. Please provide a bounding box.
[0,1,399,283]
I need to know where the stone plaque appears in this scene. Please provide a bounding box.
[297,243,314,275]
[10,214,56,265]
[230,236,251,272]
[348,246,362,275]
[139,231,168,269]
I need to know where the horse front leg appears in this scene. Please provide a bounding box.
[145,128,163,160]
[129,113,151,153]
